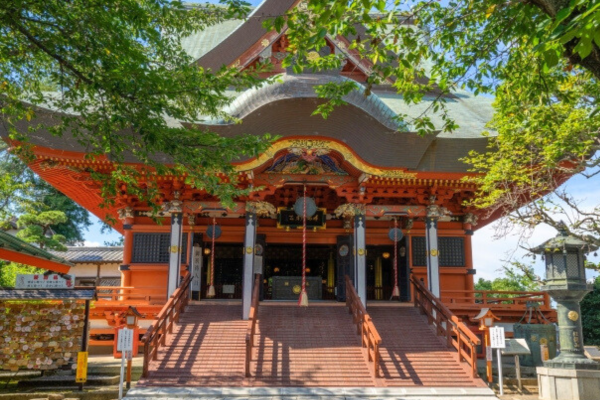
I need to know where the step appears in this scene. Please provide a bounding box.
[16,374,120,387]
[124,386,499,399]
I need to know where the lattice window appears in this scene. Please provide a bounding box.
[439,237,465,267]
[411,237,427,266]
[566,252,582,279]
[131,233,188,263]
[411,237,465,267]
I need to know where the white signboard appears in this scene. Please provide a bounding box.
[490,326,506,349]
[117,328,134,352]
[15,274,74,289]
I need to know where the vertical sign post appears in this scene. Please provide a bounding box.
[490,326,506,396]
[75,351,88,385]
[117,328,134,400]
[501,338,531,393]
[76,299,90,390]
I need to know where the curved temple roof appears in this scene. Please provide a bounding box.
[0,0,494,175]
[214,74,403,131]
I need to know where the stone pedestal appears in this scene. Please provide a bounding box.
[537,366,600,400]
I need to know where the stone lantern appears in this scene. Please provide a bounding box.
[531,226,600,400]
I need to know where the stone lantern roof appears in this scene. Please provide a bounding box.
[530,227,598,255]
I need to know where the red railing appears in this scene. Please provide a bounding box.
[140,274,192,378]
[345,275,382,378]
[245,274,261,377]
[411,276,480,378]
[95,286,166,304]
[441,289,552,310]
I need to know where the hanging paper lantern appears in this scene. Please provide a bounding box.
[388,227,403,242]
[294,197,317,218]
[206,225,221,240]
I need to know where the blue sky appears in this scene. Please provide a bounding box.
[83,0,600,284]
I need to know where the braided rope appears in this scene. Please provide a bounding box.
[302,186,307,294]
[210,217,216,288]
[393,218,399,296]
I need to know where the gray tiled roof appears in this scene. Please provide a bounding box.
[193,0,297,69]
[213,74,405,131]
[48,246,123,263]
[180,18,245,61]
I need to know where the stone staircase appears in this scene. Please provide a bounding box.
[251,302,376,387]
[368,303,487,388]
[137,301,248,387]
[133,300,495,399]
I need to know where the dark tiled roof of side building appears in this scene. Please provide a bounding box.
[48,246,123,263]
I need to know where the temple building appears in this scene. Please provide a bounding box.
[1,0,557,391]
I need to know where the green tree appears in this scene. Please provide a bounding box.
[0,263,43,288]
[16,211,68,250]
[475,263,541,293]
[38,184,91,244]
[581,276,600,345]
[0,0,272,209]
[1,141,91,244]
[276,1,600,247]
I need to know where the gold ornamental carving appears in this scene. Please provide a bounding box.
[426,196,450,219]
[430,249,439,257]
[246,201,277,218]
[163,191,183,214]
[307,51,320,61]
[117,206,134,220]
[568,311,579,321]
[334,203,366,219]
[234,138,417,179]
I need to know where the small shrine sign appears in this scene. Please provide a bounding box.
[15,274,74,289]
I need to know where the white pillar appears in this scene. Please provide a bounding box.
[354,214,367,306]
[167,212,183,298]
[242,212,257,320]
[425,198,445,298]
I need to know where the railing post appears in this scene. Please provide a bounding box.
[142,340,149,378]
[471,342,478,378]
[446,318,452,348]
[373,341,380,377]
[543,292,551,309]
[456,319,463,362]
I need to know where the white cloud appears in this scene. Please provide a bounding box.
[83,240,102,247]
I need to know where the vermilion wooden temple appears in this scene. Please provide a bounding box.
[2,0,556,389]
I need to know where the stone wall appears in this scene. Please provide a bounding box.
[0,301,85,371]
